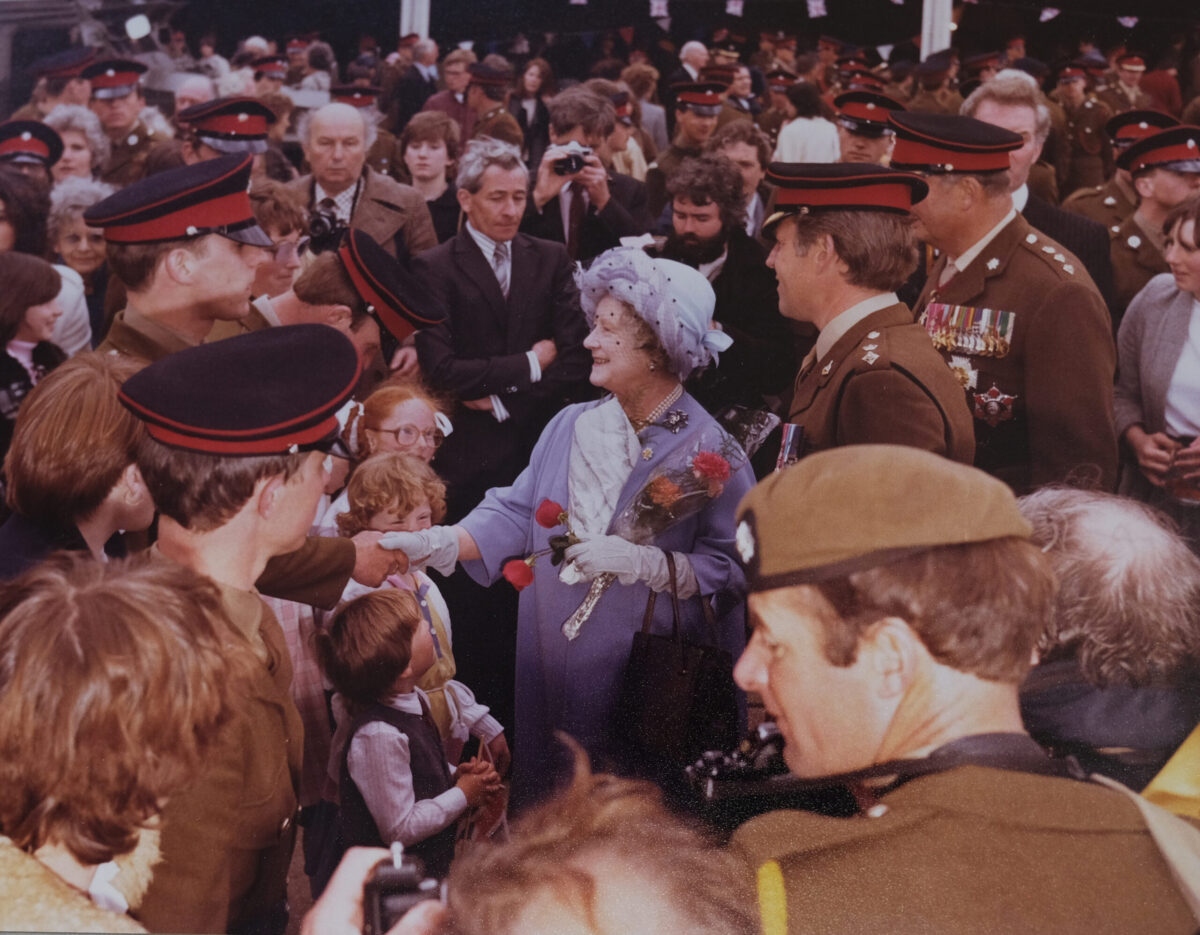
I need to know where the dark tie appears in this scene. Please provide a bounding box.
[566,181,586,261]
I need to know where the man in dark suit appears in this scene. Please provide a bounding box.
[653,152,794,414]
[521,87,650,264]
[963,71,1117,318]
[414,137,593,730]
[386,37,440,133]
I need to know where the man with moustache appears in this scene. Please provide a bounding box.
[654,153,793,412]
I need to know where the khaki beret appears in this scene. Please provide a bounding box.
[734,445,1030,591]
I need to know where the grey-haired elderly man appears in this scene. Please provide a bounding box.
[413,136,593,735]
[287,101,437,259]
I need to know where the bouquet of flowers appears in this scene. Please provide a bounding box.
[501,499,578,592]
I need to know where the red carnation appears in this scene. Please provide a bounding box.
[692,451,731,482]
[502,559,535,591]
[535,499,567,529]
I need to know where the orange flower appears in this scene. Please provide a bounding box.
[647,475,683,508]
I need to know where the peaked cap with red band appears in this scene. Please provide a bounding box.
[337,229,445,342]
[253,56,288,80]
[119,324,360,456]
[286,38,309,53]
[1106,109,1179,149]
[1116,54,1146,72]
[701,64,737,87]
[32,47,96,80]
[1117,125,1200,174]
[331,85,383,108]
[761,162,928,236]
[0,121,63,167]
[889,111,1021,174]
[841,67,886,91]
[835,91,905,137]
[178,97,276,154]
[82,59,146,100]
[83,153,272,247]
[766,69,797,90]
[671,81,725,114]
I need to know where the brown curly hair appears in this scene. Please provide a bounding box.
[337,452,447,537]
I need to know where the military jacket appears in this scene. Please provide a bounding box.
[1061,97,1114,194]
[787,302,975,464]
[915,214,1117,492]
[1111,214,1169,316]
[99,119,171,188]
[1062,175,1137,235]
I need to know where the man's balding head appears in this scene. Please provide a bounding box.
[299,103,377,195]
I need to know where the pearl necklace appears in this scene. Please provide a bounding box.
[627,384,682,433]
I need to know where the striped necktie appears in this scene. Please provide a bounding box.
[492,240,510,298]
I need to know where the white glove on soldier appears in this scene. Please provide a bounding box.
[564,536,697,595]
[379,526,460,576]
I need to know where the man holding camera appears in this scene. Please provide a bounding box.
[288,101,437,260]
[521,87,650,264]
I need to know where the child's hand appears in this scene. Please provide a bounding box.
[456,766,503,806]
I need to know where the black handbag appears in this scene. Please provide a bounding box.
[615,553,739,769]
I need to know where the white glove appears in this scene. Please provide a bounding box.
[564,536,697,595]
[379,526,460,576]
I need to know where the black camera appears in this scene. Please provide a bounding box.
[552,141,593,175]
[362,846,440,935]
[308,207,348,254]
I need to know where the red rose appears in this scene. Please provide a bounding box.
[535,499,567,529]
[502,559,535,591]
[692,451,731,483]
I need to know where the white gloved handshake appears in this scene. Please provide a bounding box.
[379,526,460,576]
[565,535,696,595]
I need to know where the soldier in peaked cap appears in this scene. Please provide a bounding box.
[120,324,376,934]
[728,445,1200,935]
[82,58,170,187]
[646,81,725,217]
[86,153,271,362]
[0,121,63,188]
[895,111,1117,493]
[908,50,962,116]
[1062,109,1179,233]
[10,47,95,121]
[1097,53,1155,116]
[764,163,973,466]
[1110,125,1200,314]
[757,69,796,149]
[468,62,524,150]
[253,55,289,96]
[176,96,277,163]
[834,90,904,164]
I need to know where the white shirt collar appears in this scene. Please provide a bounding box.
[683,63,699,80]
[698,246,729,283]
[465,219,504,258]
[416,62,438,82]
[1012,183,1029,213]
[951,207,1018,275]
[816,292,899,360]
[745,191,764,236]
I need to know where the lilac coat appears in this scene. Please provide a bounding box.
[459,392,751,800]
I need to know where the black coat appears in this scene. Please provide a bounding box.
[414,229,594,519]
[1023,193,1117,322]
[388,64,439,133]
[519,170,651,264]
[0,510,126,581]
[673,229,795,412]
[509,96,551,170]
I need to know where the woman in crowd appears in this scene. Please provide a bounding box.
[400,112,462,244]
[509,58,554,170]
[0,169,90,355]
[773,80,839,164]
[1115,196,1200,548]
[300,42,335,91]
[383,247,752,802]
[49,177,114,346]
[0,253,67,465]
[0,353,151,578]
[621,62,668,156]
[43,105,110,184]
[0,554,243,932]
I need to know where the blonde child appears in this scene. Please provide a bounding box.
[314,589,501,881]
[336,452,510,772]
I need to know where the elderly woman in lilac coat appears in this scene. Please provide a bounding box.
[382,247,752,803]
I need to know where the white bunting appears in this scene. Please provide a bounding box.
[1039,7,1060,21]
[726,0,744,15]
[1117,16,1138,27]
[807,0,827,17]
[650,0,669,16]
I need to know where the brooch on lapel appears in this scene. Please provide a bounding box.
[658,409,689,434]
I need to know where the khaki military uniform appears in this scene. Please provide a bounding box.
[787,302,975,464]
[1096,83,1155,116]
[1111,213,1168,316]
[1062,174,1137,236]
[136,577,302,933]
[731,765,1200,935]
[915,214,1117,492]
[97,306,357,609]
[756,107,788,150]
[645,141,702,219]
[99,120,172,188]
[1061,97,1115,195]
[471,104,524,150]
[366,126,407,182]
